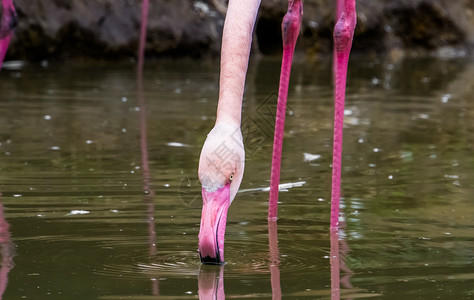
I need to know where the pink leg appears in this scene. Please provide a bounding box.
[330,0,356,230]
[0,0,17,69]
[268,0,303,220]
[137,0,149,73]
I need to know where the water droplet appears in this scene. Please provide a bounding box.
[166,142,188,147]
[121,97,128,102]
[308,21,318,28]
[441,94,451,103]
[418,113,430,119]
[44,115,52,120]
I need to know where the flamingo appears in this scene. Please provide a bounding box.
[197,0,260,264]
[0,0,16,69]
[198,0,356,264]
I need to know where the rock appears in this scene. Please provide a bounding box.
[4,0,474,61]
[291,0,474,58]
[7,0,225,61]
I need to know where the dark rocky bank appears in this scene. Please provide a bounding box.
[5,0,474,61]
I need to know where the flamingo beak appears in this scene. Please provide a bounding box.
[198,184,230,264]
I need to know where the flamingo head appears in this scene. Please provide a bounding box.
[198,122,245,264]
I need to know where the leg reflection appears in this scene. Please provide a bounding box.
[330,229,340,300]
[136,2,158,293]
[339,220,354,298]
[0,202,14,299]
[268,219,281,300]
[138,64,159,296]
[330,218,355,300]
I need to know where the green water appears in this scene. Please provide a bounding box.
[0,56,473,299]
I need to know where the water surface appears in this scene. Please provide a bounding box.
[0,56,473,299]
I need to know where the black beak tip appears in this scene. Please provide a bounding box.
[200,253,223,265]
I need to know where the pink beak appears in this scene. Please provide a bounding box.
[198,184,230,264]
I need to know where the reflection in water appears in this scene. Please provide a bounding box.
[0,56,472,298]
[330,229,341,300]
[138,87,159,295]
[338,220,354,295]
[0,202,14,299]
[137,1,158,295]
[194,220,283,299]
[268,220,281,300]
[198,265,225,299]
[331,213,355,300]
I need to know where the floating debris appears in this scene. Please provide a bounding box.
[303,153,321,162]
[240,181,306,193]
[66,210,90,216]
[166,142,189,147]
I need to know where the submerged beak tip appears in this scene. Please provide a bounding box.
[199,252,223,265]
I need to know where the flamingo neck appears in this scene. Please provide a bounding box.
[215,0,261,126]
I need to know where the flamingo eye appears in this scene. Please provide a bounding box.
[229,173,234,182]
